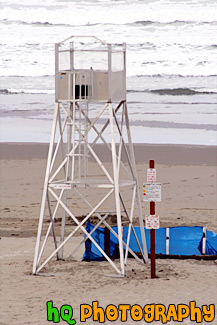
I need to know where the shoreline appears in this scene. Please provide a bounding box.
[0,142,217,165]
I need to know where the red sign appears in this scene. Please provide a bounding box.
[145,215,160,229]
[147,168,156,183]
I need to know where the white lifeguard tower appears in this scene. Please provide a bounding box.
[33,36,148,276]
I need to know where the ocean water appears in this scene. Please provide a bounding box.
[0,0,217,145]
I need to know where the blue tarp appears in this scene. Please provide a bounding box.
[83,222,217,261]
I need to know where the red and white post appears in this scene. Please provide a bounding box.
[143,159,161,279]
[149,160,156,279]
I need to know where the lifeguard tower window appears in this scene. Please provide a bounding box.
[75,84,90,99]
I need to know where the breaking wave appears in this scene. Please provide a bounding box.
[127,88,217,95]
[149,88,217,96]
[0,88,54,95]
[131,20,217,26]
[2,86,216,97]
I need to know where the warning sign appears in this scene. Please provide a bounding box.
[147,168,156,183]
[143,183,161,202]
[145,215,160,229]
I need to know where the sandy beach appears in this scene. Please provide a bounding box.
[1,1,217,323]
[0,143,217,324]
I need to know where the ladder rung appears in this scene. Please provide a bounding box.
[67,153,89,157]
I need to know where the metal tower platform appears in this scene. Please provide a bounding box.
[33,36,148,276]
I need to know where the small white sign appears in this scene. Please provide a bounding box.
[147,168,156,183]
[143,183,161,202]
[50,184,72,190]
[145,215,160,229]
